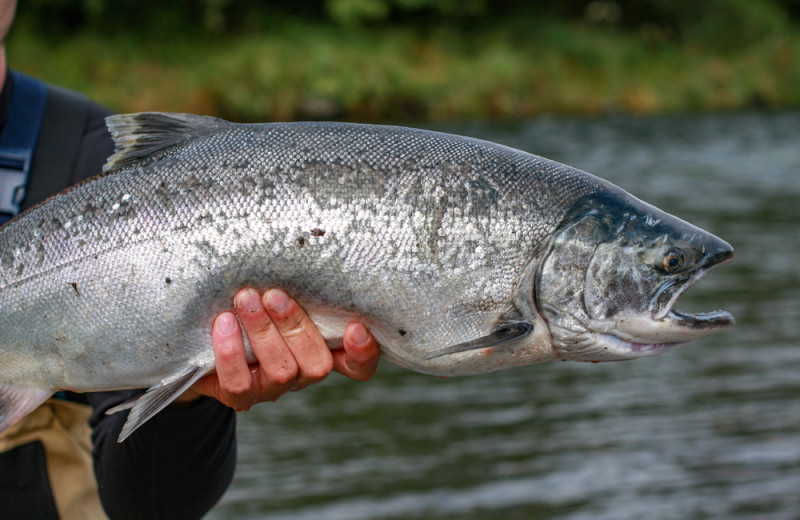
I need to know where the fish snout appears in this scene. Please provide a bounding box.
[702,236,734,268]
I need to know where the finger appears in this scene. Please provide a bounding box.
[235,288,299,397]
[263,288,333,390]
[210,311,254,411]
[333,322,380,381]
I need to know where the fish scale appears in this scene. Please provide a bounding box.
[0,113,733,441]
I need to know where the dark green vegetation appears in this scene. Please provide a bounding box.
[9,0,800,121]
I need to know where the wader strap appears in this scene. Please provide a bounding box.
[0,70,47,223]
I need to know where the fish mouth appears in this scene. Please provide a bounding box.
[614,252,735,347]
[650,248,735,336]
[649,277,735,340]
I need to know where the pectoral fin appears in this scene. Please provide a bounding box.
[107,363,212,442]
[0,384,53,434]
[424,321,534,360]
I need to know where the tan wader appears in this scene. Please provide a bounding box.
[0,399,107,520]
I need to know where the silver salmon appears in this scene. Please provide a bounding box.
[0,113,734,440]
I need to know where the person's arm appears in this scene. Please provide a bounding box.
[88,389,236,520]
[88,288,379,519]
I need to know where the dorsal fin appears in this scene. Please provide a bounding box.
[103,112,228,172]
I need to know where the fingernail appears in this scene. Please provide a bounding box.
[236,288,261,313]
[217,312,237,335]
[349,323,370,347]
[265,289,291,315]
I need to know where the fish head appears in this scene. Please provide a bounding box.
[536,189,734,362]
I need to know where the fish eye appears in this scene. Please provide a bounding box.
[662,249,685,273]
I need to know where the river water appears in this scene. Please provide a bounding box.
[208,111,800,520]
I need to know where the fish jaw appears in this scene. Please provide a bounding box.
[584,309,735,361]
[555,306,734,362]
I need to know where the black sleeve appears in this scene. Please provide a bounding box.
[26,87,239,518]
[87,391,237,520]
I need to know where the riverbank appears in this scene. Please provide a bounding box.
[8,17,800,122]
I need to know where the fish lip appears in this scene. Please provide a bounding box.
[664,308,735,330]
[651,276,736,333]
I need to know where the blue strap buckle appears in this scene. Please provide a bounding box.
[0,147,33,217]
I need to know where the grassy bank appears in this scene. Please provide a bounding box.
[8,16,800,122]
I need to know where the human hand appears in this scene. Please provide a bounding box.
[173,288,380,410]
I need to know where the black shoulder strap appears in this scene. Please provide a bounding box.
[23,84,91,208]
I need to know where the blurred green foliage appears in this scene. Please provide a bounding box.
[17,0,800,43]
[8,0,800,120]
